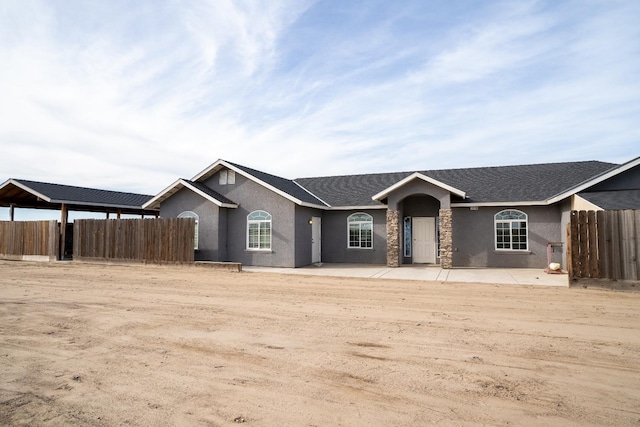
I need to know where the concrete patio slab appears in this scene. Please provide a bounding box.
[243,264,568,287]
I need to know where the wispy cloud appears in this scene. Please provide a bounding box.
[0,0,638,198]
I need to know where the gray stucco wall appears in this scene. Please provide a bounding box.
[321,209,387,264]
[452,205,563,268]
[559,199,571,269]
[202,171,297,267]
[159,187,221,261]
[294,206,324,267]
[158,171,300,267]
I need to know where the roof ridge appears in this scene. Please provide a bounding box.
[295,160,618,181]
[225,161,293,181]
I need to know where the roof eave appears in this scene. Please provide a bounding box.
[142,178,183,210]
[3,179,52,203]
[191,159,226,182]
[48,199,155,210]
[451,200,548,207]
[299,202,333,209]
[546,156,640,205]
[181,180,238,208]
[327,204,388,210]
[143,179,238,210]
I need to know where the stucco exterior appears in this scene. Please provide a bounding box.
[159,187,224,261]
[294,205,324,267]
[146,157,639,270]
[204,171,299,267]
[451,205,563,268]
[320,210,387,264]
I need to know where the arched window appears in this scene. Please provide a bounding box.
[348,212,373,248]
[178,211,199,250]
[247,210,272,250]
[495,209,528,251]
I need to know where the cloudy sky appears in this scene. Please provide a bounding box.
[1,0,639,200]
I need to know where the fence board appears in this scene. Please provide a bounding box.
[569,211,579,277]
[0,220,59,260]
[587,210,598,278]
[596,210,607,279]
[622,210,637,281]
[74,218,194,264]
[636,211,640,280]
[569,210,640,287]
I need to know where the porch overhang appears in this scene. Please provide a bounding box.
[371,172,466,202]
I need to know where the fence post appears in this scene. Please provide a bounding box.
[587,210,598,278]
[621,210,637,281]
[569,211,579,279]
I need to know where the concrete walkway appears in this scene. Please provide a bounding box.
[243,264,569,287]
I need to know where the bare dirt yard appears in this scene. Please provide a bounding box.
[1,260,639,426]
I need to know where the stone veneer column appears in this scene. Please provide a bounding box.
[439,208,453,269]
[386,210,400,267]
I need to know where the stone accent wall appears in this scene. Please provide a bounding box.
[439,208,453,269]
[386,210,400,267]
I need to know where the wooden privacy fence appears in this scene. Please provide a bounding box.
[568,210,640,286]
[73,218,195,264]
[0,220,59,261]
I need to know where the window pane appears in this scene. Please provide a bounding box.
[348,213,373,248]
[248,223,259,248]
[247,211,272,250]
[361,227,372,248]
[259,222,271,249]
[495,211,528,251]
[349,213,372,223]
[349,224,360,247]
[248,211,271,221]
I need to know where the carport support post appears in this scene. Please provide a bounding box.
[386,210,400,267]
[59,203,68,260]
[439,208,453,269]
[9,203,15,221]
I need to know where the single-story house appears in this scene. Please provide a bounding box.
[143,156,640,269]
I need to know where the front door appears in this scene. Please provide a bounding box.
[311,217,321,264]
[413,217,436,264]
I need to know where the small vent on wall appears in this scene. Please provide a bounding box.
[470,206,478,211]
[219,170,235,185]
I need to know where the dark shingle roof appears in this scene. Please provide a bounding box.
[295,172,411,207]
[419,161,617,203]
[183,180,236,205]
[14,179,153,208]
[295,161,618,206]
[226,161,328,206]
[578,190,640,210]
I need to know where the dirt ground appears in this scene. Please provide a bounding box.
[1,261,639,426]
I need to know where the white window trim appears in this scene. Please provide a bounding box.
[347,212,373,249]
[494,209,528,252]
[246,210,272,251]
[178,211,199,250]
